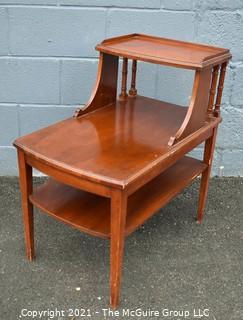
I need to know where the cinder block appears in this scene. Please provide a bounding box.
[0,0,57,4]
[59,0,160,8]
[61,59,98,105]
[161,0,194,10]
[217,107,243,149]
[221,65,233,105]
[231,65,243,106]
[213,148,222,177]
[0,105,19,146]
[9,7,106,57]
[188,147,221,176]
[221,149,243,176]
[19,105,76,135]
[0,147,18,176]
[197,11,243,61]
[61,58,158,105]
[188,148,203,161]
[117,60,157,98]
[107,10,195,41]
[135,61,157,98]
[202,0,243,10]
[0,58,59,104]
[156,66,194,106]
[0,8,8,55]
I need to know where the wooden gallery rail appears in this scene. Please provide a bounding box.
[14,34,231,308]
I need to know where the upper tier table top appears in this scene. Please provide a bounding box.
[96,34,231,70]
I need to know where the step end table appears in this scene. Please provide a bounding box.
[13,33,231,308]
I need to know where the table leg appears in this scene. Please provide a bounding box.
[197,127,218,223]
[17,150,35,260]
[110,189,127,309]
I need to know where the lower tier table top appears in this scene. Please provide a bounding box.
[14,96,187,187]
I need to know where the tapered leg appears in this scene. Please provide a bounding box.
[17,149,35,260]
[197,128,218,223]
[110,189,127,309]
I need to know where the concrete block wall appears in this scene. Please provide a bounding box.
[0,1,242,176]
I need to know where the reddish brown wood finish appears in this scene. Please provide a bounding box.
[14,97,188,188]
[197,128,218,223]
[110,189,127,308]
[119,57,128,100]
[29,156,206,238]
[74,53,118,118]
[214,62,227,117]
[168,68,212,145]
[129,60,137,97]
[13,33,231,309]
[207,65,219,116]
[96,33,231,70]
[17,149,34,261]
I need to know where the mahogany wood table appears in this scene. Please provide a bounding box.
[14,34,231,308]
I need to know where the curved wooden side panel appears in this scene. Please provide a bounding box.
[74,53,119,118]
[168,68,212,146]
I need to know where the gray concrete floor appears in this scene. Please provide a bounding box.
[0,177,242,320]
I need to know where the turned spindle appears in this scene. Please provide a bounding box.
[214,62,227,117]
[119,58,128,100]
[129,60,137,97]
[207,65,219,116]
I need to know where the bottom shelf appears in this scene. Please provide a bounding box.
[29,156,207,238]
